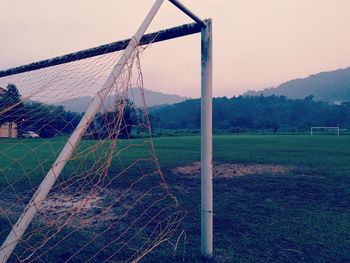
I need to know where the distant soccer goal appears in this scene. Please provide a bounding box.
[310,126,340,136]
[0,0,213,262]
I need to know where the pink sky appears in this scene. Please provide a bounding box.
[1,0,350,98]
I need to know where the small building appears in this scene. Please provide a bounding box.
[0,122,17,138]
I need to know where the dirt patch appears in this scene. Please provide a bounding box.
[40,192,102,217]
[173,162,295,178]
[36,188,140,229]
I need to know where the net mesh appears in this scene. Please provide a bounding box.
[0,43,185,262]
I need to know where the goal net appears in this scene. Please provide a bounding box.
[310,127,340,136]
[0,4,189,262]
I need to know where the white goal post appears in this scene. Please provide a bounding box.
[310,126,340,136]
[0,0,213,261]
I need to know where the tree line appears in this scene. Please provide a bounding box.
[2,84,350,137]
[0,84,138,138]
[0,84,82,138]
[151,95,350,132]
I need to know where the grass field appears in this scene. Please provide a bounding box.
[1,135,350,262]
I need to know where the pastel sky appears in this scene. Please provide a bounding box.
[1,0,350,98]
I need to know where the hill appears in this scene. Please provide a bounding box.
[151,95,350,131]
[243,67,350,104]
[55,88,190,113]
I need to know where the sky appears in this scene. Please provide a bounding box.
[1,0,350,98]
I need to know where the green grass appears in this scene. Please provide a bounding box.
[151,135,350,262]
[0,135,350,262]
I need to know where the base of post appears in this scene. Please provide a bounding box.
[201,254,214,262]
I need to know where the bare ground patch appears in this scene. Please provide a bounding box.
[173,162,296,178]
[36,188,140,229]
[2,184,178,232]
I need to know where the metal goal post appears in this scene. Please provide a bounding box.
[310,126,340,136]
[0,0,213,261]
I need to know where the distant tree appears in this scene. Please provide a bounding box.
[340,101,350,128]
[5,84,21,105]
[0,84,23,125]
[305,95,314,100]
[23,102,81,138]
[93,98,137,139]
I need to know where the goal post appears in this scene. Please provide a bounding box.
[0,1,213,261]
[201,19,213,258]
[310,127,340,136]
[0,1,166,261]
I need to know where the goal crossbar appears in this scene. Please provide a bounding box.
[0,22,202,78]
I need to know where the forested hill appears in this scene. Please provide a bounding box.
[55,88,190,113]
[151,95,350,131]
[243,67,350,104]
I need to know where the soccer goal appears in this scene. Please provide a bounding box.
[310,127,340,136]
[0,1,213,262]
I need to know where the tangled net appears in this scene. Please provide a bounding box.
[0,42,185,262]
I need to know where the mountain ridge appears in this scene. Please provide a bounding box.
[243,67,350,104]
[54,88,190,113]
